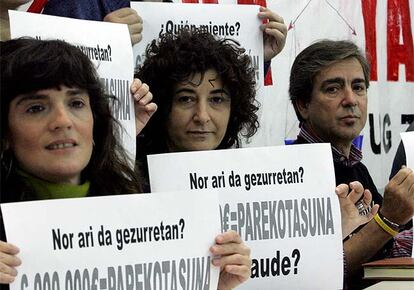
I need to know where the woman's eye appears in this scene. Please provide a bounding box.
[210,96,224,104]
[177,96,194,103]
[70,100,86,108]
[26,104,45,113]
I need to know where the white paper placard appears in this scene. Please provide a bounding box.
[1,192,221,290]
[148,143,343,289]
[400,131,414,258]
[401,132,414,170]
[132,2,263,87]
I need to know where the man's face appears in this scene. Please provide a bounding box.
[298,57,368,149]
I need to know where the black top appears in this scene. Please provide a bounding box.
[294,135,383,205]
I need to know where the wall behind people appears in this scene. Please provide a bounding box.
[174,0,413,191]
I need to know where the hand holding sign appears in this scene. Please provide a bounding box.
[211,231,251,290]
[131,78,158,136]
[0,241,21,284]
[259,6,287,62]
[336,182,379,239]
[103,8,143,45]
[381,167,414,225]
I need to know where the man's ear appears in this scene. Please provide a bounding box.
[295,99,309,121]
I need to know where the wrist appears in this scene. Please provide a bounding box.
[373,212,401,237]
[378,211,406,232]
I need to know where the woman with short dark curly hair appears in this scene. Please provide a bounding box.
[136,29,259,159]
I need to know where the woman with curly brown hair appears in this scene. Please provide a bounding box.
[135,3,290,155]
[136,28,259,155]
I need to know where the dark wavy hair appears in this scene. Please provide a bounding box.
[135,29,258,158]
[289,39,370,124]
[0,38,142,201]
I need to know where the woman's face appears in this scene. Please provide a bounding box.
[166,69,231,152]
[7,86,94,185]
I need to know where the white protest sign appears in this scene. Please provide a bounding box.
[400,131,414,258]
[1,192,220,290]
[401,132,414,170]
[9,10,136,162]
[148,144,343,289]
[131,2,263,88]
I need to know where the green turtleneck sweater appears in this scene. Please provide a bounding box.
[17,170,90,200]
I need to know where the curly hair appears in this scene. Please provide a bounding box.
[135,29,259,158]
[0,38,142,200]
[289,39,370,124]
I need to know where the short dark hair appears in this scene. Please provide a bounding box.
[0,38,142,199]
[135,29,259,157]
[289,39,370,123]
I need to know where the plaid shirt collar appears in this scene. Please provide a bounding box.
[298,124,362,167]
